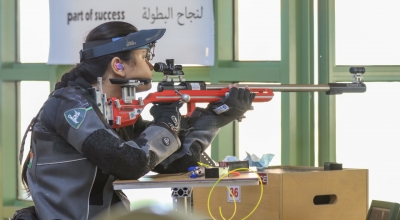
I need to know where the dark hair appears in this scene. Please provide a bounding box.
[22,21,138,196]
[54,21,138,90]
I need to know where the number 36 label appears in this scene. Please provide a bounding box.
[258,172,268,185]
[227,186,241,202]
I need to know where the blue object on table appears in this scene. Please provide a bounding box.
[244,152,275,171]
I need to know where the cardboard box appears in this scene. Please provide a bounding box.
[193,166,368,220]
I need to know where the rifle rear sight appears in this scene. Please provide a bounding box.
[154,59,183,75]
[154,59,184,82]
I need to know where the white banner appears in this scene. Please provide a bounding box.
[48,0,214,66]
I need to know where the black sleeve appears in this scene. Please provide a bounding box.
[153,108,222,174]
[53,87,181,180]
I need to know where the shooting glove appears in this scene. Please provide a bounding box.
[11,206,38,220]
[207,86,256,117]
[150,101,183,135]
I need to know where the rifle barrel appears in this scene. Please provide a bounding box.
[206,84,331,92]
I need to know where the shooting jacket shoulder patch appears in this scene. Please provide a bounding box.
[64,107,92,129]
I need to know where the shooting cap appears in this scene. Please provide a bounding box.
[79,28,166,62]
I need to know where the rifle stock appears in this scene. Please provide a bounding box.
[104,82,274,128]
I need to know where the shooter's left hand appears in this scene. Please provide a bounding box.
[206,84,255,117]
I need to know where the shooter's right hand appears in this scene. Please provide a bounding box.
[150,101,183,135]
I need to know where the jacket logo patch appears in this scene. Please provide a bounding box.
[162,137,170,146]
[64,108,89,129]
[213,104,230,115]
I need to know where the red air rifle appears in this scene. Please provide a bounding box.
[95,59,366,129]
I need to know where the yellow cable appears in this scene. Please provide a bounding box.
[221,185,237,220]
[240,168,263,220]
[197,161,215,168]
[207,168,264,220]
[207,172,233,220]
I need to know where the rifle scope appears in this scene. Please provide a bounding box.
[154,59,184,76]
